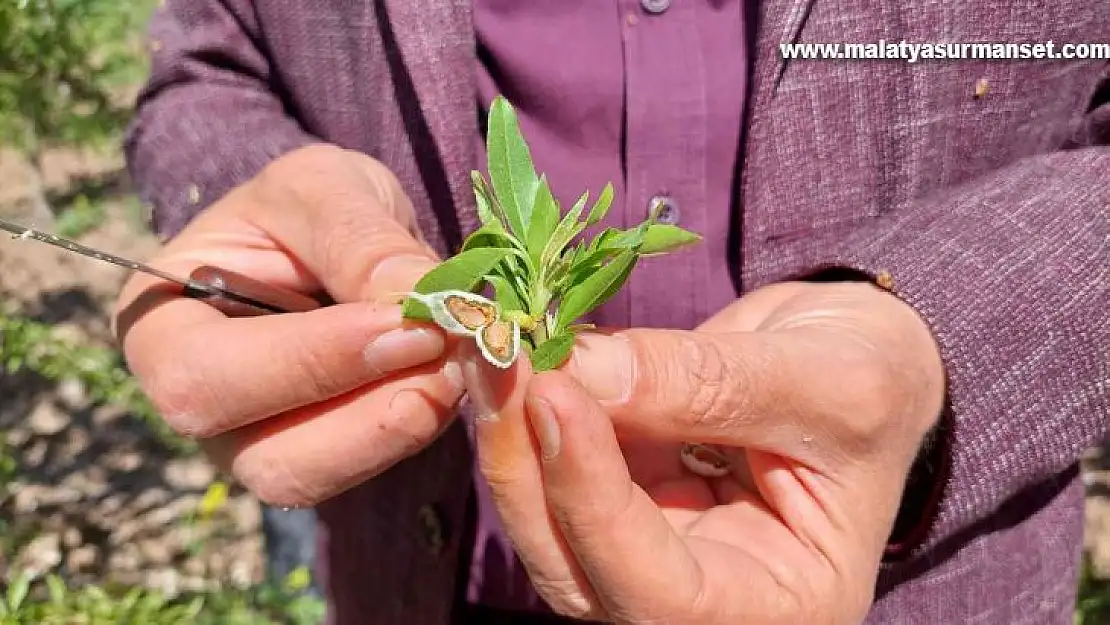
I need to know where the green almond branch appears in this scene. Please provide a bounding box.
[403,95,703,371]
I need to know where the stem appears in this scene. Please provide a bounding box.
[530,321,549,346]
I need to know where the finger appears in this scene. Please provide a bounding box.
[234,144,441,302]
[123,300,450,438]
[465,346,604,620]
[525,371,703,620]
[206,355,466,508]
[561,329,862,461]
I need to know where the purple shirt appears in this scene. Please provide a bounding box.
[470,0,747,611]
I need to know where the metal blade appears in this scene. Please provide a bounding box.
[0,217,217,295]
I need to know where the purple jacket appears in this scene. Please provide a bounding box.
[126,1,1109,623]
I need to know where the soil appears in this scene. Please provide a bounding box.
[0,144,1108,603]
[0,146,263,597]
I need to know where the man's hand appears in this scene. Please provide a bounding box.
[115,144,465,508]
[467,280,945,624]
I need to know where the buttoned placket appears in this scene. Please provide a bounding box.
[620,0,710,329]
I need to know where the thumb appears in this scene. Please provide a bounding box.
[561,329,862,460]
[523,371,702,620]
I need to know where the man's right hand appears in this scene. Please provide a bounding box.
[114,144,464,508]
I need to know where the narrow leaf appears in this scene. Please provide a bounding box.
[486,96,539,239]
[472,170,511,229]
[7,572,29,611]
[530,332,576,372]
[585,182,614,226]
[485,273,527,313]
[556,249,638,330]
[402,247,515,320]
[565,246,623,286]
[540,190,589,269]
[638,224,703,255]
[526,176,560,266]
[471,170,495,225]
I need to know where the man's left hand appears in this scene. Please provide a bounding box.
[465,279,945,625]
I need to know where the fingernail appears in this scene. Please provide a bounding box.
[370,255,438,294]
[525,395,561,461]
[462,349,500,422]
[568,334,633,405]
[364,327,445,377]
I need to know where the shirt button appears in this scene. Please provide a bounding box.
[416,503,447,556]
[641,0,671,14]
[650,195,680,224]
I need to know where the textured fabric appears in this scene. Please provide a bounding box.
[470,0,746,610]
[124,1,1110,624]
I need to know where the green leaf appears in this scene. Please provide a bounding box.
[485,273,527,313]
[585,182,614,226]
[526,176,560,266]
[530,332,576,372]
[401,247,516,320]
[471,170,496,226]
[556,249,638,330]
[540,190,590,270]
[460,221,521,253]
[7,572,29,611]
[565,246,623,286]
[638,224,703,255]
[486,96,539,239]
[46,575,66,605]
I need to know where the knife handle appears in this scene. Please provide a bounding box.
[185,265,325,317]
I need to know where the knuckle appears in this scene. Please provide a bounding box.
[140,366,216,438]
[236,447,320,509]
[286,332,350,401]
[833,355,899,449]
[676,337,745,429]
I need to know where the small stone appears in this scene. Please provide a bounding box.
[182,557,207,577]
[6,425,31,447]
[65,545,99,572]
[15,533,62,578]
[106,544,141,573]
[138,539,174,566]
[56,377,87,408]
[28,400,68,436]
[229,560,254,588]
[180,576,207,593]
[105,450,143,472]
[163,457,216,491]
[12,483,44,514]
[112,519,141,545]
[62,527,82,549]
[23,439,48,467]
[147,568,181,598]
[61,426,91,458]
[227,497,262,533]
[207,551,227,575]
[132,487,171,511]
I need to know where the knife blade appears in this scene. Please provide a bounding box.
[0,217,321,317]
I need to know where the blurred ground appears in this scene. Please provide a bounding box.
[0,146,265,598]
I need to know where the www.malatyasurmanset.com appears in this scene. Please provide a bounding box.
[779,40,1110,62]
